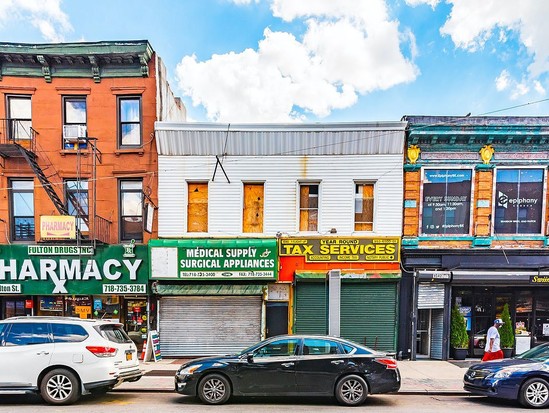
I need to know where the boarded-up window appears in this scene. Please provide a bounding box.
[243,183,264,233]
[187,182,208,232]
[299,184,318,231]
[355,183,374,231]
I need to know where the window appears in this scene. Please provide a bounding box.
[10,180,34,241]
[7,95,32,141]
[187,182,208,232]
[302,338,341,355]
[51,323,89,343]
[254,338,300,358]
[355,183,374,231]
[243,183,264,233]
[119,180,143,242]
[98,325,132,344]
[118,96,141,146]
[65,179,89,234]
[299,184,318,231]
[494,168,544,234]
[63,96,87,149]
[4,323,50,346]
[421,169,472,235]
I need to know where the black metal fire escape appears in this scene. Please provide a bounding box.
[0,120,91,238]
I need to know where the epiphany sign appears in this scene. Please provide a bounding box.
[0,244,148,295]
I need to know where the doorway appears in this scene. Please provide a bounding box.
[416,309,431,357]
[266,302,288,338]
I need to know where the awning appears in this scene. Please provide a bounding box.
[295,270,401,281]
[452,270,549,286]
[153,283,266,296]
[149,238,277,249]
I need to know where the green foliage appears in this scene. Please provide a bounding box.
[499,303,515,348]
[450,304,469,349]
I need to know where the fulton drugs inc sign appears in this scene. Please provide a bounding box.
[0,244,148,295]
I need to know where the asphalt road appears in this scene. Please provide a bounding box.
[0,392,524,412]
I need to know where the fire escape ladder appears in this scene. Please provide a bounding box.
[17,145,70,216]
[65,189,89,226]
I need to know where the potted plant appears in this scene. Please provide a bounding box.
[500,303,514,358]
[451,304,469,360]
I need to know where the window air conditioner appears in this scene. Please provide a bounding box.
[63,125,87,143]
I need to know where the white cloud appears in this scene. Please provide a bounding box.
[177,0,418,122]
[404,0,440,9]
[534,80,546,95]
[495,70,546,101]
[440,0,549,78]
[495,70,510,91]
[228,0,260,4]
[0,0,72,42]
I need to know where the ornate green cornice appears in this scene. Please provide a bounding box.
[403,115,549,151]
[0,40,154,82]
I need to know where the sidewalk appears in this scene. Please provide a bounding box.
[116,358,475,395]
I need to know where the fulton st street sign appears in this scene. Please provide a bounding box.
[0,244,148,295]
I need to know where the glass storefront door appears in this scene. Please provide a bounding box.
[534,293,549,345]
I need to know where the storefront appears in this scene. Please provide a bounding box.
[279,236,401,353]
[0,243,150,349]
[149,238,281,356]
[401,250,549,360]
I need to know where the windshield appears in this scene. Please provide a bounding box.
[516,344,549,362]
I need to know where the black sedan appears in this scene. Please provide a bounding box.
[464,342,549,408]
[175,335,400,406]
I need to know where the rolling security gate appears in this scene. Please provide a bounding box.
[340,282,398,352]
[417,283,445,360]
[159,296,262,356]
[294,280,398,352]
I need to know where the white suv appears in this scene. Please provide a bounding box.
[0,316,142,405]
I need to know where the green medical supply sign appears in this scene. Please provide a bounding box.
[150,238,277,280]
[0,244,149,295]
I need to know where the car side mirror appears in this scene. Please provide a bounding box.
[246,352,254,363]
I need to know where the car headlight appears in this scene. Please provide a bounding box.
[178,364,202,375]
[492,369,513,379]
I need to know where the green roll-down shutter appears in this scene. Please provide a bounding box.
[340,282,398,352]
[294,281,327,335]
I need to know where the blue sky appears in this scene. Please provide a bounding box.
[1,0,549,123]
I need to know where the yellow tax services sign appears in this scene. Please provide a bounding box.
[279,237,400,262]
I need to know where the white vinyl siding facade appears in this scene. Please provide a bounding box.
[155,123,405,238]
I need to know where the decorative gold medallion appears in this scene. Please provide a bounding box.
[407,145,421,164]
[479,144,495,164]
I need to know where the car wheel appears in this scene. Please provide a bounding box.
[520,378,549,409]
[40,369,80,405]
[335,374,368,406]
[477,340,485,348]
[198,374,231,405]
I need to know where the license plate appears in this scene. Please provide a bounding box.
[126,351,132,361]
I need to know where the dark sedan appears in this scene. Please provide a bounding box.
[464,342,549,408]
[175,335,400,406]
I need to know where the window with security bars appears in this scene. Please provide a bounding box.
[10,179,35,241]
[299,184,318,231]
[354,183,374,231]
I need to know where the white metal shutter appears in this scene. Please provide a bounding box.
[430,309,444,360]
[159,296,262,356]
[417,283,445,309]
